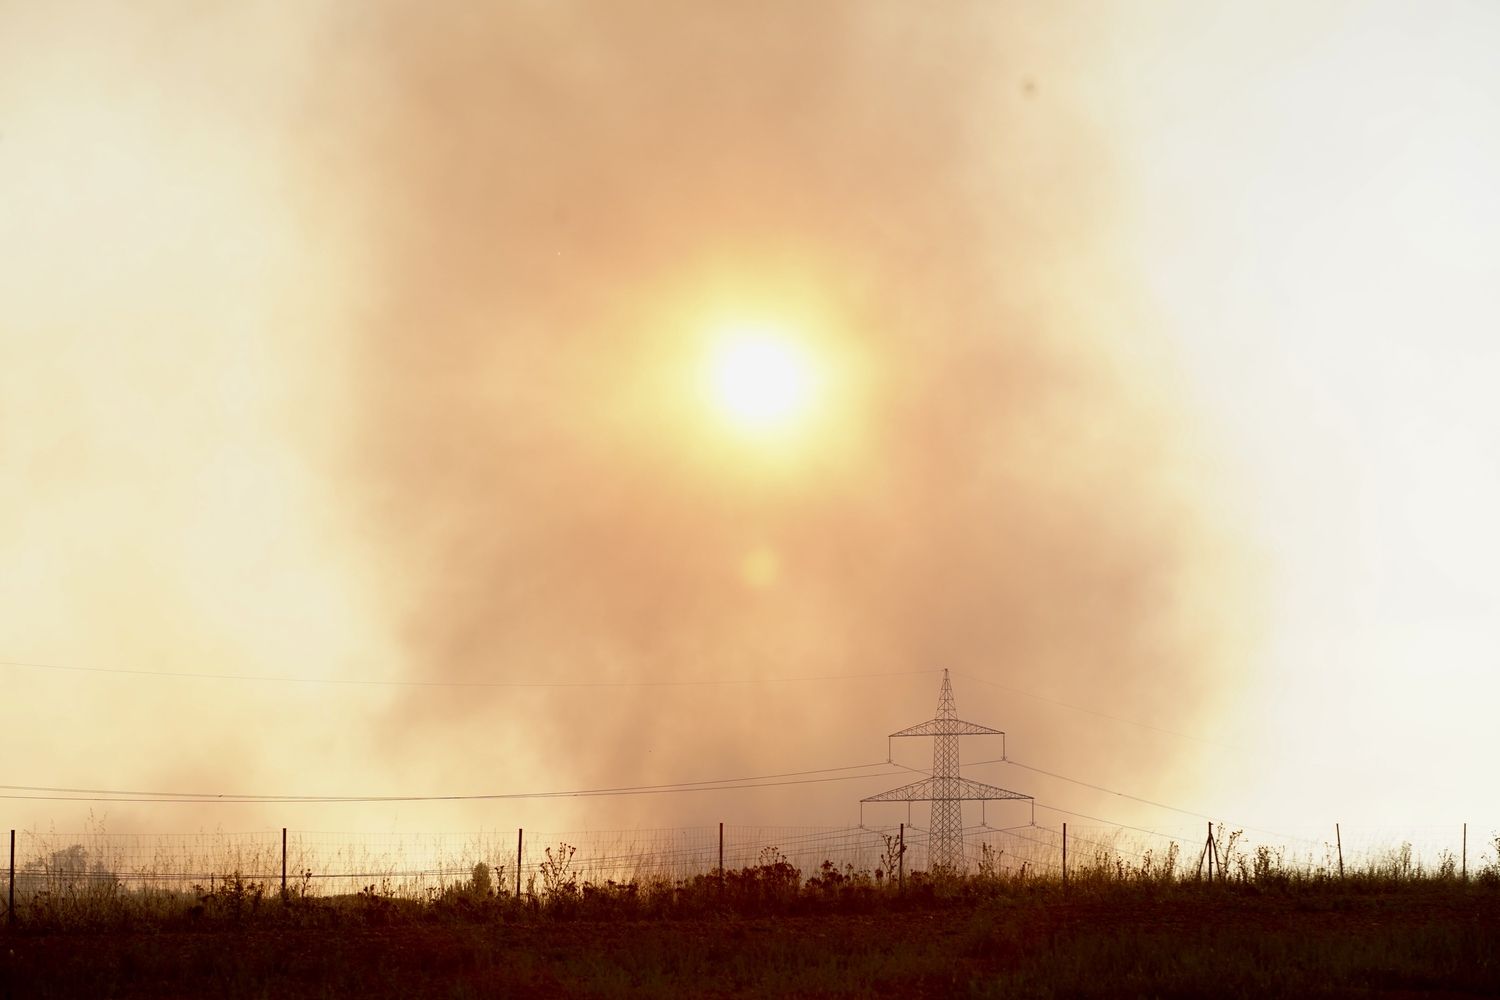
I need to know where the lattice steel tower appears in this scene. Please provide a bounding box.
[863,670,1032,872]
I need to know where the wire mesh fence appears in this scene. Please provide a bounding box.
[4,820,1497,907]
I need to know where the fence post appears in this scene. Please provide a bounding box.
[1062,822,1067,889]
[1336,823,1344,880]
[718,822,724,891]
[898,823,904,892]
[281,828,288,903]
[516,828,523,899]
[8,830,13,928]
[1463,823,1467,882]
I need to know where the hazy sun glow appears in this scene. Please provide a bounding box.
[705,326,819,434]
[7,0,1500,853]
[739,545,781,588]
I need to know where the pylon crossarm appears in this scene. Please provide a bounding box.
[862,777,940,803]
[890,718,1004,737]
[949,777,1031,801]
[862,776,1032,804]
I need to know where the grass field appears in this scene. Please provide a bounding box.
[4,866,1497,998]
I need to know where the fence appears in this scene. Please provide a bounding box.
[3,820,1497,916]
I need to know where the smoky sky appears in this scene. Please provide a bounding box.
[295,1,1240,820]
[14,1,1500,837]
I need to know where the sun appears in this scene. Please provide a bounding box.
[704,325,820,434]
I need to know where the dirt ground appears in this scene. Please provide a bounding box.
[4,891,1497,998]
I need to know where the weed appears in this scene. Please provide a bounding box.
[976,842,1003,881]
[193,872,266,923]
[879,831,905,883]
[540,843,579,901]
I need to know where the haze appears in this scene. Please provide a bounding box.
[3,1,1498,841]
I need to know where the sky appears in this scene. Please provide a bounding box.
[3,1,1499,846]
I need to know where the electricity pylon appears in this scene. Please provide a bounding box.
[863,669,1032,872]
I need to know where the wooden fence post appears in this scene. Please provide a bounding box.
[1463,823,1467,882]
[718,822,724,891]
[1336,823,1344,880]
[898,823,904,892]
[8,830,13,927]
[516,829,523,899]
[1062,822,1068,889]
[281,828,288,902]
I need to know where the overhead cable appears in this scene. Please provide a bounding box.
[0,658,936,689]
[0,760,901,804]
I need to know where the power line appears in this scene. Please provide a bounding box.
[0,760,894,800]
[0,658,936,690]
[0,761,903,804]
[951,669,1247,754]
[996,759,1318,845]
[3,657,1248,762]
[901,754,1313,847]
[1003,759,1219,823]
[1030,802,1201,846]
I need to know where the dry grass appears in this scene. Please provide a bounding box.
[6,823,1499,931]
[4,825,1499,996]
